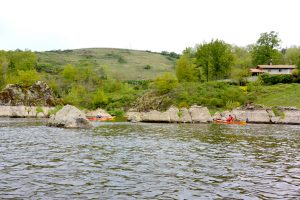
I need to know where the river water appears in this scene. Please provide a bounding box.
[0,118,300,199]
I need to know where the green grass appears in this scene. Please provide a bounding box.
[253,83,300,108]
[36,48,176,80]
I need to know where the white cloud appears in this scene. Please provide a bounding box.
[1,0,300,53]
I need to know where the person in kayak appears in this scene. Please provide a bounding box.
[226,114,234,122]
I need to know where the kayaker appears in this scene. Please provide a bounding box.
[226,114,234,122]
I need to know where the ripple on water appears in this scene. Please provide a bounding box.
[0,121,300,199]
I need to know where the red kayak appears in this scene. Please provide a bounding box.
[87,116,115,121]
[213,119,247,125]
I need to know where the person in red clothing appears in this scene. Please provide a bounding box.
[226,114,234,122]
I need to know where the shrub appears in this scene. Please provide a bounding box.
[144,65,151,70]
[260,74,293,85]
[6,69,41,87]
[154,72,178,94]
[92,89,108,109]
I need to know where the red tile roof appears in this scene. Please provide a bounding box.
[250,68,263,73]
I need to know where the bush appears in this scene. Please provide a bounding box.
[154,72,178,94]
[260,74,293,85]
[92,89,108,109]
[144,65,151,70]
[6,69,41,87]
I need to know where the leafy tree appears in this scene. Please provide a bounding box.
[196,39,234,81]
[92,89,108,109]
[284,47,300,67]
[251,31,283,65]
[154,72,178,94]
[63,84,88,107]
[176,48,199,82]
[6,69,41,87]
[61,64,79,83]
[7,50,37,72]
[0,52,9,89]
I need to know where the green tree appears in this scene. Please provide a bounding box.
[154,72,178,94]
[251,31,283,65]
[63,84,87,107]
[6,69,41,87]
[0,52,9,89]
[61,64,79,83]
[196,40,234,81]
[231,46,252,84]
[176,48,199,82]
[284,47,300,67]
[92,89,108,108]
[7,50,37,72]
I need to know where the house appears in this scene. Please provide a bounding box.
[250,64,296,76]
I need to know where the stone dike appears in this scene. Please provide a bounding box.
[126,105,213,123]
[127,105,300,125]
[0,105,54,118]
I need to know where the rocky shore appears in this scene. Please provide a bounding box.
[1,82,300,126]
[127,105,300,125]
[0,105,54,118]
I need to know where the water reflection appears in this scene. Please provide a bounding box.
[0,119,300,199]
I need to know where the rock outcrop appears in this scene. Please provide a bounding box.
[0,81,58,106]
[126,105,212,123]
[0,106,54,118]
[48,105,92,128]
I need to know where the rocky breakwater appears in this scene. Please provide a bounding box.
[213,105,300,125]
[48,105,92,128]
[0,81,59,118]
[126,105,212,123]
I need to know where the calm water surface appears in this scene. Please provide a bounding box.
[0,118,300,199]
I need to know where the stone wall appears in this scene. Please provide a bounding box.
[127,105,212,123]
[0,106,54,118]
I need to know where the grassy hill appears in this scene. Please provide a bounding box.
[36,48,177,80]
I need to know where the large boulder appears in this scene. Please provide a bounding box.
[48,105,92,128]
[0,81,58,106]
[189,105,212,123]
[178,108,192,123]
[141,110,170,122]
[126,111,143,122]
[166,106,180,122]
[271,107,300,124]
[232,108,273,123]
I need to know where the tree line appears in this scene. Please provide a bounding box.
[175,31,300,83]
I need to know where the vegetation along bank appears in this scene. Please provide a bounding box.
[0,31,300,119]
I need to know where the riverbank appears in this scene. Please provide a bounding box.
[126,105,300,125]
[0,105,54,118]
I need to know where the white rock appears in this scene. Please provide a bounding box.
[189,105,212,123]
[48,105,92,128]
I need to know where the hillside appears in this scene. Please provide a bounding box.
[252,83,300,108]
[36,48,177,80]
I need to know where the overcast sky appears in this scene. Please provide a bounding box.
[1,0,299,53]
